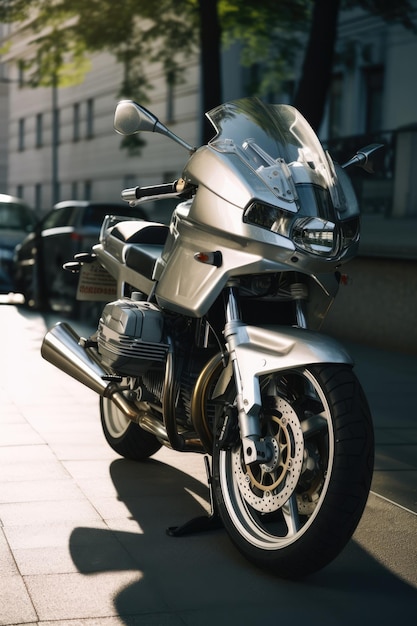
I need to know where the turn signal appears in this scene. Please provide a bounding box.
[194,251,222,267]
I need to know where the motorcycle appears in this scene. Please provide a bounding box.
[41,97,377,579]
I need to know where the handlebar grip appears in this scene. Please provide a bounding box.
[121,180,184,203]
[121,187,140,203]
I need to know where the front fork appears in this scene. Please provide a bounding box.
[224,283,273,466]
[222,281,351,465]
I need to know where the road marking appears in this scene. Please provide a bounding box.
[371,490,417,516]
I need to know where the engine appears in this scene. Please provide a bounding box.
[97,298,169,376]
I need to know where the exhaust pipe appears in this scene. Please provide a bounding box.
[41,322,138,419]
[41,322,204,451]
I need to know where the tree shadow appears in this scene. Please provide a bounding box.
[69,456,417,626]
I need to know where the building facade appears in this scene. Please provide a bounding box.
[0,44,203,216]
[1,4,417,218]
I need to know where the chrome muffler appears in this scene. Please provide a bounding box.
[41,322,139,419]
[41,322,204,451]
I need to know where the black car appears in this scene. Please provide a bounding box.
[13,200,147,311]
[0,194,37,293]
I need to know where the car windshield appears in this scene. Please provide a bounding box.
[206,98,358,218]
[0,202,36,231]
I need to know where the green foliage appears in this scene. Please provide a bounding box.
[0,0,310,96]
[219,0,311,96]
[0,0,42,22]
[1,0,416,95]
[1,0,416,150]
[0,0,199,93]
[119,134,147,157]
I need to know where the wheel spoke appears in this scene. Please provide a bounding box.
[281,494,300,536]
[222,372,330,538]
[259,467,267,486]
[215,365,374,577]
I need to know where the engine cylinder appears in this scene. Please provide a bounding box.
[97,299,169,376]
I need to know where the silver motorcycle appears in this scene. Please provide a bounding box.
[42,97,376,579]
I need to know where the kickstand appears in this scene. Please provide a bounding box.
[166,455,223,537]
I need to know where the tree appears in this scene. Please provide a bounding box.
[0,1,308,108]
[0,0,199,98]
[199,0,222,142]
[223,0,417,131]
[293,0,417,130]
[0,0,311,145]
[0,0,201,149]
[220,0,311,97]
[1,0,415,138]
[293,0,341,130]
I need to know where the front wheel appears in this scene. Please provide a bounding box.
[100,397,162,461]
[212,364,374,579]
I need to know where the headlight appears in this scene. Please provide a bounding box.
[292,216,360,257]
[244,201,360,259]
[292,217,337,256]
[243,202,292,237]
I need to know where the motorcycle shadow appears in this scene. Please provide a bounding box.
[69,455,227,567]
[69,457,417,625]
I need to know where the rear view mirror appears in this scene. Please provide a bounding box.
[114,101,159,135]
[342,143,384,173]
[114,100,195,153]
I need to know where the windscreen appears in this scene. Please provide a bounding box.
[206,98,359,220]
[0,202,36,230]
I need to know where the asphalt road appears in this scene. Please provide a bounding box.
[0,298,416,626]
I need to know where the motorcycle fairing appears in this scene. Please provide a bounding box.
[154,188,347,317]
[154,210,296,317]
[215,322,353,420]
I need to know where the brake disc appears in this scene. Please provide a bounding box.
[232,397,304,513]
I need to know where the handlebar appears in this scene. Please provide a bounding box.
[121,178,190,204]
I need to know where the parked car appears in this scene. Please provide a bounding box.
[13,200,147,312]
[0,194,37,293]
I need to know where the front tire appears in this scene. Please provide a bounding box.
[212,364,374,579]
[100,396,162,461]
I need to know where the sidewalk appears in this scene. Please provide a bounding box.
[359,214,417,259]
[0,304,416,626]
[321,215,417,354]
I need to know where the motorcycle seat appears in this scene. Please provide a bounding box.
[110,220,169,244]
[110,220,169,280]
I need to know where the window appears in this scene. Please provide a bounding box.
[82,205,116,228]
[86,99,94,139]
[36,113,43,148]
[43,205,74,229]
[166,71,175,123]
[0,202,35,230]
[52,182,61,205]
[18,60,25,88]
[363,65,384,133]
[73,103,80,141]
[71,182,78,199]
[18,118,25,151]
[84,180,92,200]
[53,108,60,145]
[35,183,42,210]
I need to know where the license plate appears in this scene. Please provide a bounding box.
[76,260,117,301]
